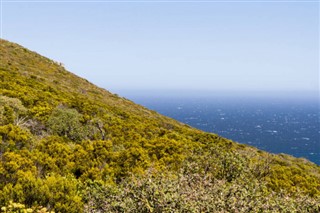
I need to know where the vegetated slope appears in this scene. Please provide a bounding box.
[0,39,319,212]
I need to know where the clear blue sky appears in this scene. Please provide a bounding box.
[1,1,319,94]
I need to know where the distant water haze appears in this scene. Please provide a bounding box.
[116,89,320,165]
[114,89,319,100]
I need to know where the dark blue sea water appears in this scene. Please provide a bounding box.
[119,91,320,165]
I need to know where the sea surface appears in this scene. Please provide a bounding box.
[119,91,320,165]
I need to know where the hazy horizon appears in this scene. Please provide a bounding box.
[111,88,319,100]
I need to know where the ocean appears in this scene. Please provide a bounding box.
[119,91,320,165]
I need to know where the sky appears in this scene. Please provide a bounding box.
[1,0,319,95]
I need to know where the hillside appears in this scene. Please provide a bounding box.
[0,39,319,212]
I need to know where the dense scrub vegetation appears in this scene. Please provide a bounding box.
[0,39,319,212]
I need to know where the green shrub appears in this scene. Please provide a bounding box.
[47,107,87,141]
